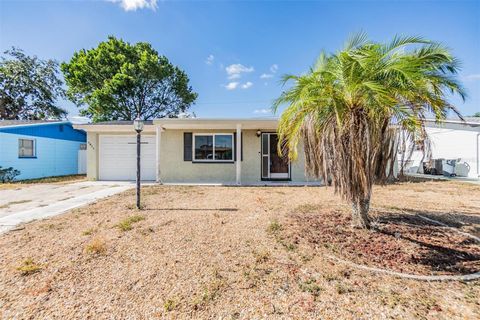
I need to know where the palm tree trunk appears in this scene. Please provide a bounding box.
[351,197,371,229]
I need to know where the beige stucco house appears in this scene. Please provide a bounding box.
[74,118,317,185]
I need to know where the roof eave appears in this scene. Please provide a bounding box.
[154,118,279,130]
[72,124,157,133]
[0,121,71,130]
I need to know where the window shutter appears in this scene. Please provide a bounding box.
[184,132,193,161]
[233,133,243,161]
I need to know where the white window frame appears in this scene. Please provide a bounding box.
[192,133,235,162]
[18,138,36,158]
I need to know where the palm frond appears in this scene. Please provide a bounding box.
[273,33,465,228]
[344,31,369,50]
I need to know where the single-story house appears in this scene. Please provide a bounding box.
[74,118,316,184]
[0,120,87,180]
[402,117,480,179]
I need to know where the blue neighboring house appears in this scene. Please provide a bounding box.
[0,120,86,180]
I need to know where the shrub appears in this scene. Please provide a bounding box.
[0,166,20,182]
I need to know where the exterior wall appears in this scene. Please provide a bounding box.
[159,129,312,184]
[86,131,157,181]
[405,124,480,178]
[0,123,86,180]
[0,132,84,180]
[160,129,235,183]
[86,132,99,180]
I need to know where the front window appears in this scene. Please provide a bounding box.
[194,134,233,161]
[19,139,35,158]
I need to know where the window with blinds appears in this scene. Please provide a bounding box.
[18,139,35,158]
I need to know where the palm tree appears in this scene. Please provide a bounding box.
[274,33,465,229]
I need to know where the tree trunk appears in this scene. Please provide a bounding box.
[351,198,371,229]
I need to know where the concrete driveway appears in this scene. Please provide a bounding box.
[0,181,135,233]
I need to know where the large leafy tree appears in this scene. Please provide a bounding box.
[61,36,198,122]
[0,48,67,120]
[274,34,465,229]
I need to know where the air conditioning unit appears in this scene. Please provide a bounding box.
[433,159,444,175]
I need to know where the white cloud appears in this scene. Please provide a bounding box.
[228,73,241,80]
[224,82,239,90]
[108,0,157,11]
[260,73,273,79]
[241,82,253,89]
[205,54,214,65]
[254,108,271,114]
[259,64,278,79]
[226,63,254,79]
[224,81,253,91]
[464,74,480,81]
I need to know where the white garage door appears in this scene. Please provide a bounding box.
[99,135,156,181]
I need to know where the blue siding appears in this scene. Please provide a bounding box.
[0,122,86,142]
[0,122,86,180]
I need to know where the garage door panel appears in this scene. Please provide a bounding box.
[99,135,156,181]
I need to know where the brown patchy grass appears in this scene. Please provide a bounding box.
[15,258,42,276]
[0,181,479,319]
[115,215,145,231]
[0,174,86,190]
[84,237,107,255]
[286,207,480,275]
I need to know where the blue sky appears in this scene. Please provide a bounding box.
[1,0,479,120]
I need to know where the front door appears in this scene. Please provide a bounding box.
[261,133,290,180]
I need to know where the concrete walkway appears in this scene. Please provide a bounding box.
[0,181,135,234]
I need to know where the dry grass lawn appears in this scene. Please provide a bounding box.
[0,181,479,319]
[0,174,86,191]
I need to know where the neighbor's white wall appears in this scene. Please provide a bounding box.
[407,125,479,178]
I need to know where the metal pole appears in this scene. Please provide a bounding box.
[136,130,141,209]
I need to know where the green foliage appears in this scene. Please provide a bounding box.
[273,33,465,228]
[0,48,67,120]
[472,112,480,117]
[0,166,20,182]
[61,36,198,122]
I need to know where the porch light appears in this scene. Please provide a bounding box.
[256,130,262,137]
[133,118,144,133]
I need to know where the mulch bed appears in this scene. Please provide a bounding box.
[286,207,480,276]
